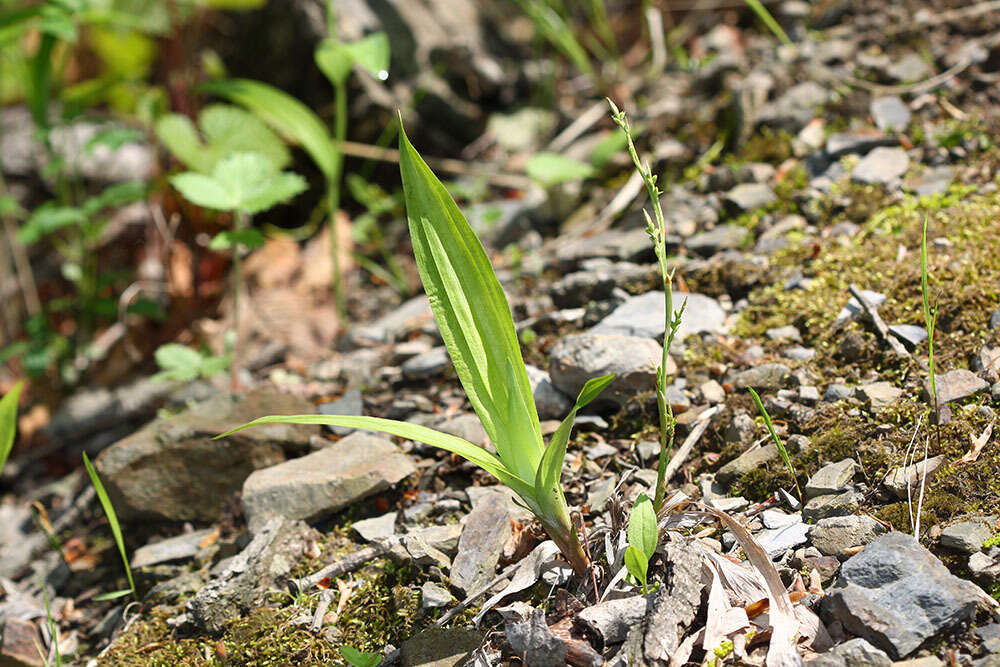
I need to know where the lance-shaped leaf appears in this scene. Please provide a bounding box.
[398,122,542,482]
[0,381,23,474]
[627,493,657,561]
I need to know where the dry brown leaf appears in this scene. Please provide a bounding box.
[957,417,995,465]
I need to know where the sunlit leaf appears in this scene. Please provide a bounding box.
[627,493,657,560]
[525,152,596,186]
[82,452,135,599]
[624,545,648,589]
[340,646,382,667]
[209,228,265,251]
[0,381,23,475]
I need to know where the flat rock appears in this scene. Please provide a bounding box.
[352,513,398,542]
[525,365,572,419]
[685,225,750,255]
[803,489,859,522]
[852,147,910,185]
[940,518,994,554]
[131,528,217,569]
[806,459,858,497]
[1,617,44,667]
[450,493,512,595]
[856,382,903,412]
[826,130,893,157]
[724,183,776,212]
[806,638,892,667]
[549,333,666,406]
[730,363,792,390]
[591,291,726,343]
[577,595,652,647]
[186,517,314,634]
[757,81,830,132]
[871,96,911,133]
[757,520,810,558]
[717,443,779,484]
[316,389,363,436]
[810,515,888,558]
[242,432,415,532]
[888,324,927,349]
[399,627,484,667]
[505,608,566,667]
[95,390,317,521]
[420,582,452,609]
[348,295,432,347]
[835,290,886,326]
[925,369,988,404]
[884,455,945,499]
[402,347,451,380]
[821,532,987,658]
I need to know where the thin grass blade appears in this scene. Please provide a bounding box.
[748,387,801,500]
[82,452,135,598]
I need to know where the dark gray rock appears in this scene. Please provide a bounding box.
[549,333,666,406]
[525,364,572,419]
[724,412,758,446]
[810,515,888,558]
[95,390,317,521]
[577,596,652,647]
[724,183,776,212]
[940,518,994,554]
[348,295,432,347]
[806,459,858,497]
[316,388,363,436]
[806,638,892,667]
[505,608,566,667]
[450,493,512,595]
[802,490,859,522]
[821,532,987,658]
[241,432,415,532]
[757,81,830,132]
[550,262,651,308]
[591,291,726,342]
[399,628,483,667]
[401,346,451,380]
[826,131,893,157]
[717,443,779,484]
[730,363,792,390]
[685,225,750,256]
[871,97,911,133]
[825,384,853,402]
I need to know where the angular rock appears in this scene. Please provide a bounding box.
[852,147,910,185]
[871,97,911,133]
[505,608,566,667]
[940,518,994,554]
[352,513,397,542]
[95,390,317,521]
[924,369,988,404]
[757,520,810,558]
[730,363,792,390]
[1,618,44,667]
[826,130,893,157]
[717,443,779,484]
[856,382,903,413]
[421,582,452,609]
[888,324,927,349]
[131,528,217,569]
[186,517,314,633]
[724,183,776,212]
[316,389,363,436]
[810,515,888,558]
[577,595,652,647]
[402,347,451,380]
[525,365,572,420]
[757,81,830,132]
[685,225,750,256]
[821,532,987,658]
[883,455,945,499]
[835,290,886,326]
[450,494,512,595]
[887,53,932,82]
[348,295,432,347]
[242,432,415,531]
[591,291,726,342]
[806,638,892,667]
[806,459,858,497]
[549,333,665,406]
[803,490,859,522]
[399,627,483,667]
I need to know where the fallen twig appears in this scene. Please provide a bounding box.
[848,284,910,358]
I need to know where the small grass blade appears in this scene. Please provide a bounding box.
[82,452,136,600]
[747,387,802,501]
[0,380,24,474]
[93,589,134,601]
[743,0,792,45]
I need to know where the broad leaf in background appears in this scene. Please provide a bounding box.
[200,79,338,181]
[340,646,381,667]
[169,152,306,215]
[525,151,596,187]
[316,31,389,85]
[153,344,229,382]
[156,104,291,174]
[0,381,23,474]
[209,228,265,251]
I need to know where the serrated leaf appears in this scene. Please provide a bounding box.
[200,79,338,181]
[169,172,236,211]
[627,493,657,561]
[624,545,648,589]
[525,152,596,187]
[82,452,135,599]
[0,381,23,475]
[399,122,542,482]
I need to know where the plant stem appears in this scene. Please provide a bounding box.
[920,216,941,453]
[231,211,247,391]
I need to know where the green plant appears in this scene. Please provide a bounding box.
[153,343,229,382]
[82,452,135,601]
[218,121,614,575]
[525,152,596,187]
[609,100,686,514]
[747,387,802,501]
[0,380,23,474]
[340,646,381,667]
[169,151,306,387]
[624,493,657,592]
[743,0,791,46]
[920,217,940,433]
[42,580,62,667]
[984,533,1000,550]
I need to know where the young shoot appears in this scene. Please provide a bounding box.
[0,380,24,475]
[82,452,136,601]
[748,387,802,502]
[624,493,658,593]
[920,217,941,435]
[608,100,687,514]
[218,120,614,576]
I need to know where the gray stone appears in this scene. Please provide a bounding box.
[908,166,954,197]
[724,183,776,212]
[767,325,802,342]
[686,225,750,256]
[806,459,858,497]
[925,369,988,404]
[550,262,650,308]
[884,455,945,499]
[402,347,451,380]
[730,363,792,390]
[525,364,572,420]
[825,384,854,402]
[41,119,156,183]
[352,513,397,542]
[450,494,512,595]
[436,413,489,448]
[591,291,727,342]
[757,81,830,132]
[806,638,893,667]
[399,627,483,667]
[316,389,363,436]
[724,412,758,446]
[940,518,994,554]
[420,582,452,609]
[717,443,779,484]
[852,147,910,185]
[888,325,927,349]
[241,432,415,531]
[761,509,801,529]
[131,529,217,569]
[827,131,893,157]
[186,517,314,633]
[505,608,566,667]
[799,386,821,404]
[757,520,810,558]
[992,308,1000,332]
[700,380,726,404]
[549,333,665,406]
[887,53,932,82]
[0,617,44,667]
[348,295,432,347]
[821,532,987,658]
[803,490,859,522]
[810,515,888,558]
[856,382,903,412]
[577,595,652,647]
[835,290,887,326]
[94,390,317,522]
[974,623,1000,654]
[871,97,911,133]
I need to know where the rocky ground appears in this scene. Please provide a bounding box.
[5,0,1000,665]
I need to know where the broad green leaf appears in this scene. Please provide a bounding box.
[399,122,542,482]
[83,180,147,215]
[209,228,265,251]
[169,172,236,211]
[154,114,204,170]
[20,204,87,244]
[216,414,534,501]
[525,152,596,187]
[82,452,135,598]
[315,39,353,86]
[0,381,23,475]
[155,343,202,373]
[85,126,144,153]
[344,32,389,79]
[340,646,382,667]
[201,79,338,181]
[534,373,615,504]
[624,545,648,589]
[627,493,657,561]
[237,171,307,214]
